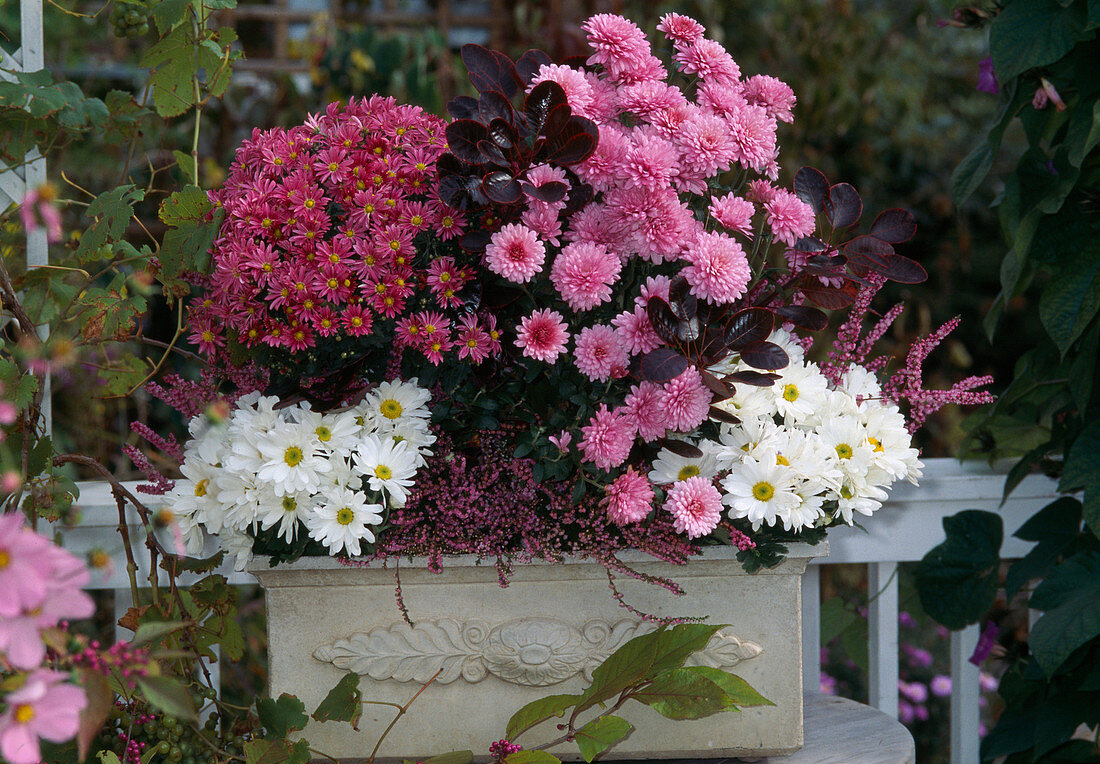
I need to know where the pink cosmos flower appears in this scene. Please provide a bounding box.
[573,325,629,382]
[765,189,816,246]
[664,476,722,538]
[659,367,712,433]
[742,74,797,123]
[612,307,662,355]
[579,404,635,471]
[19,186,62,244]
[709,194,756,236]
[603,468,654,525]
[622,381,667,442]
[0,669,87,764]
[515,309,570,363]
[656,13,705,46]
[0,515,53,618]
[681,230,751,303]
[550,242,622,311]
[484,223,546,283]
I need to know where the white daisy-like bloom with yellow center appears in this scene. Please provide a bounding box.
[648,443,718,485]
[291,405,363,458]
[815,414,874,483]
[841,365,884,407]
[771,361,829,426]
[861,405,922,484]
[224,393,282,473]
[256,421,332,496]
[214,469,262,532]
[358,379,432,434]
[713,416,786,466]
[169,447,227,535]
[829,480,888,524]
[307,486,384,556]
[353,434,418,506]
[255,487,313,542]
[388,420,436,468]
[720,454,802,530]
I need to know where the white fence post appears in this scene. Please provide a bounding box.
[801,562,821,694]
[950,624,982,764]
[868,561,899,718]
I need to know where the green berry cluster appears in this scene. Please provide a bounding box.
[109,0,150,38]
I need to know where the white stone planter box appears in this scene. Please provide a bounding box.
[250,542,828,762]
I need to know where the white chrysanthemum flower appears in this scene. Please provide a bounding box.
[307,487,384,556]
[712,382,777,423]
[320,456,364,493]
[358,379,432,432]
[861,405,918,483]
[767,327,805,366]
[713,417,785,466]
[215,469,262,532]
[841,366,884,407]
[221,526,255,572]
[256,421,333,496]
[388,420,436,467]
[720,455,802,530]
[170,452,226,534]
[353,435,419,506]
[772,361,829,425]
[784,489,826,532]
[174,511,207,557]
[648,444,718,484]
[816,415,873,482]
[255,487,313,542]
[187,419,228,466]
[830,480,888,524]
[779,429,844,493]
[292,405,363,458]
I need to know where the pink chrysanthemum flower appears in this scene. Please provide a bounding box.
[623,381,668,442]
[765,189,817,246]
[575,125,630,193]
[623,130,679,192]
[656,12,706,46]
[529,64,595,118]
[674,39,741,87]
[603,467,655,525]
[574,324,629,382]
[522,204,564,246]
[612,306,662,355]
[584,71,621,123]
[742,74,797,124]
[727,102,778,173]
[550,242,622,311]
[567,204,631,252]
[484,223,546,283]
[675,112,738,177]
[583,14,651,71]
[709,194,756,236]
[746,179,777,205]
[659,367,712,432]
[617,81,688,119]
[515,309,570,363]
[579,404,635,471]
[696,81,748,119]
[682,230,751,303]
[635,275,672,308]
[664,476,722,539]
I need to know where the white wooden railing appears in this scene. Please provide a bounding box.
[58,458,1059,764]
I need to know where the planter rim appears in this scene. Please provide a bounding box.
[248,540,829,574]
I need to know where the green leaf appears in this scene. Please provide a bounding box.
[1040,239,1100,355]
[1066,96,1100,167]
[98,753,124,764]
[1029,552,1100,676]
[311,673,362,728]
[135,675,198,722]
[152,0,192,34]
[574,715,633,762]
[218,615,245,661]
[244,739,308,764]
[140,25,238,117]
[952,80,1026,208]
[505,693,582,741]
[257,693,309,739]
[680,666,773,708]
[1060,422,1100,537]
[632,668,733,720]
[503,752,560,764]
[74,185,144,263]
[1069,323,1099,416]
[131,621,188,648]
[990,0,1087,83]
[916,510,1003,629]
[158,185,223,279]
[173,149,197,185]
[1006,498,1083,599]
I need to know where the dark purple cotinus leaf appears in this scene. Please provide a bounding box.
[843,236,927,284]
[699,369,734,400]
[726,370,780,387]
[739,341,789,371]
[772,305,828,331]
[447,95,479,120]
[637,348,692,383]
[445,120,489,164]
[521,180,568,203]
[824,182,862,230]
[667,276,698,321]
[525,80,568,136]
[481,281,524,309]
[697,326,728,367]
[709,406,741,425]
[487,118,518,151]
[459,228,492,252]
[515,49,553,85]
[476,139,509,168]
[869,208,917,243]
[794,166,829,214]
[438,153,488,209]
[478,90,515,126]
[659,438,704,459]
[460,44,521,98]
[647,298,701,343]
[482,171,523,205]
[795,275,860,310]
[725,307,774,350]
[541,120,597,165]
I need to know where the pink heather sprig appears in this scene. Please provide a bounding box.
[129,421,183,463]
[882,316,995,432]
[122,443,174,496]
[74,640,152,690]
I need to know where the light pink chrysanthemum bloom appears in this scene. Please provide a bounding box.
[696,81,749,120]
[584,71,621,123]
[550,241,622,311]
[603,467,654,525]
[0,514,53,618]
[742,74,797,124]
[522,204,564,246]
[515,309,570,363]
[574,324,629,381]
[674,38,741,87]
[484,223,546,283]
[529,64,595,118]
[727,102,778,173]
[746,179,778,205]
[567,204,631,252]
[635,275,672,308]
[618,81,688,120]
[709,194,756,236]
[623,381,668,442]
[675,112,738,177]
[19,187,62,244]
[657,12,706,46]
[549,430,572,452]
[583,14,651,72]
[0,669,87,764]
[623,129,680,192]
[659,366,712,432]
[612,306,662,355]
[765,189,817,246]
[575,124,630,193]
[664,476,722,539]
[681,230,751,303]
[579,404,635,471]
[605,186,696,264]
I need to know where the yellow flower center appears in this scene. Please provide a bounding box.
[281,496,297,512]
[466,338,478,348]
[316,426,332,442]
[374,465,392,480]
[441,216,454,228]
[835,443,853,460]
[380,399,403,419]
[336,507,355,525]
[411,214,423,226]
[201,330,214,342]
[0,550,10,569]
[439,271,451,283]
[776,454,790,466]
[782,384,799,402]
[677,465,700,481]
[14,704,34,724]
[752,481,775,501]
[194,479,209,497]
[284,446,304,467]
[328,162,338,172]
[389,240,401,251]
[304,199,316,209]
[840,485,855,499]
[868,437,884,453]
